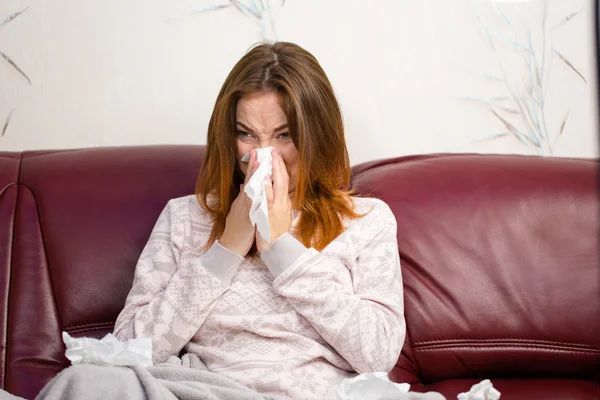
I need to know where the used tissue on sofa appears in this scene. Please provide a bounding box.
[457,379,501,400]
[336,372,410,400]
[336,372,446,400]
[62,331,152,367]
[241,147,274,243]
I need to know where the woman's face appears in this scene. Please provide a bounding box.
[236,91,299,193]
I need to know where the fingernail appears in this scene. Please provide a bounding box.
[274,157,279,165]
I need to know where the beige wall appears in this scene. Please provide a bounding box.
[0,0,597,164]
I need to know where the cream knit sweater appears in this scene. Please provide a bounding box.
[114,195,405,399]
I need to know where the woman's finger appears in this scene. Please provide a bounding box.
[243,150,256,185]
[264,175,274,205]
[239,184,251,208]
[275,149,289,185]
[232,185,242,209]
[271,149,289,199]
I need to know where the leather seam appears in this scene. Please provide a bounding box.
[9,361,66,371]
[2,171,20,389]
[64,322,114,332]
[21,145,195,160]
[352,154,464,175]
[0,183,17,199]
[414,345,600,354]
[24,186,64,330]
[413,338,597,349]
[21,149,86,159]
[352,153,597,176]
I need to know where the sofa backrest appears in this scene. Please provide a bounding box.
[0,153,21,393]
[3,146,205,399]
[0,147,598,398]
[350,154,599,384]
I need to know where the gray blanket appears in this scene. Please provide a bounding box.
[0,355,447,400]
[32,354,276,400]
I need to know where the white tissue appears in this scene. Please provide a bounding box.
[337,372,411,400]
[457,379,501,400]
[241,147,275,243]
[62,331,152,367]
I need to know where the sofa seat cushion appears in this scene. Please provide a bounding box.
[409,378,600,400]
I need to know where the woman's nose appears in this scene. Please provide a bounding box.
[258,141,274,149]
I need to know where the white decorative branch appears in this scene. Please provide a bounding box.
[466,0,586,156]
[1,7,31,137]
[166,0,286,42]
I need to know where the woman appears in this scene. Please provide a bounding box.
[114,42,405,399]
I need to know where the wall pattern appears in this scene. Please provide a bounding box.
[467,0,587,156]
[0,6,30,136]
[0,0,596,163]
[167,0,286,42]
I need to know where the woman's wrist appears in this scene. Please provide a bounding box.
[260,234,308,278]
[219,237,246,257]
[202,241,244,283]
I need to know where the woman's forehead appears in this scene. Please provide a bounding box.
[236,92,288,128]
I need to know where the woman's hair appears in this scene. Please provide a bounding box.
[196,41,360,252]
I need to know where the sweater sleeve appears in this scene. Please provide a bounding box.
[261,201,405,373]
[113,199,244,364]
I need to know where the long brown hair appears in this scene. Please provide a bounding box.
[196,42,360,252]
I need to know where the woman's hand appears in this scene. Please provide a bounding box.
[220,150,258,257]
[256,149,293,254]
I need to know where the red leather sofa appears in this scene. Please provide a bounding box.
[0,146,597,399]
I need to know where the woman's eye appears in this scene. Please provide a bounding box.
[237,131,252,138]
[278,132,290,139]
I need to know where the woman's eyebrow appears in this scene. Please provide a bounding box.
[273,124,288,133]
[236,121,254,133]
[236,122,288,134]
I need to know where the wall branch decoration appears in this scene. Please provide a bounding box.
[167,0,286,42]
[1,6,31,137]
[466,0,586,156]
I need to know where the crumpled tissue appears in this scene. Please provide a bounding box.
[241,146,275,243]
[336,372,411,400]
[62,331,152,367]
[338,373,503,400]
[457,379,501,400]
